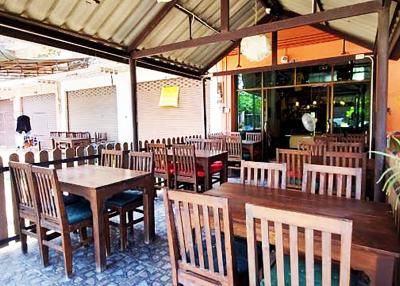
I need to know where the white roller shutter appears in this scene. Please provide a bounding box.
[22,94,56,148]
[0,99,14,147]
[67,86,118,141]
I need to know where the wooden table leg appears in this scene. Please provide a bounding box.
[90,195,107,272]
[143,175,155,244]
[249,145,254,161]
[372,255,396,286]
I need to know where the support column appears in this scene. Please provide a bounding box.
[129,59,139,151]
[374,3,390,202]
[202,78,208,138]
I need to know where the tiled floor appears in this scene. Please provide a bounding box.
[0,193,172,286]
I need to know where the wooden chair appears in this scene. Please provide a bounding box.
[323,151,367,199]
[226,135,242,171]
[302,163,362,200]
[186,138,204,150]
[245,132,262,141]
[240,160,287,189]
[208,132,224,139]
[9,161,39,254]
[106,151,153,251]
[100,149,124,168]
[147,143,172,189]
[328,142,364,153]
[172,144,204,192]
[164,189,251,286]
[227,131,241,137]
[31,166,96,277]
[298,141,326,157]
[246,203,353,286]
[340,133,366,145]
[203,138,225,151]
[276,149,311,190]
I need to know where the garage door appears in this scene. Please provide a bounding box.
[0,99,14,147]
[68,86,118,141]
[22,94,57,148]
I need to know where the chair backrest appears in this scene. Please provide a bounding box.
[227,131,241,137]
[246,204,352,286]
[245,132,262,141]
[240,160,287,189]
[328,142,364,153]
[203,139,225,151]
[225,136,242,159]
[31,166,67,230]
[208,132,224,139]
[302,163,362,200]
[186,138,204,150]
[147,143,169,176]
[100,149,124,168]
[323,151,367,199]
[276,148,311,189]
[9,161,37,214]
[298,142,326,157]
[340,133,366,145]
[172,144,197,179]
[164,189,235,286]
[128,151,153,173]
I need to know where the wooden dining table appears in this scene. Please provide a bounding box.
[242,140,262,161]
[168,149,228,190]
[57,165,155,272]
[206,183,400,285]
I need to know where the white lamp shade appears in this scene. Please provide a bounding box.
[241,35,271,62]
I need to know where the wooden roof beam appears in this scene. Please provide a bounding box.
[132,1,380,59]
[221,0,229,32]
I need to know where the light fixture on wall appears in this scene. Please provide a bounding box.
[241,0,271,62]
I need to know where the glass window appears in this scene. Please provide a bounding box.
[263,70,294,87]
[333,62,371,81]
[237,90,262,131]
[236,73,262,90]
[295,65,332,84]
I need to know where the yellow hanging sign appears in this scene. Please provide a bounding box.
[159,86,179,107]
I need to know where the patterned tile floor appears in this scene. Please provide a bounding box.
[0,193,173,286]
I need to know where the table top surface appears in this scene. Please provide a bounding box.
[57,165,150,189]
[206,183,400,257]
[167,149,228,159]
[242,140,262,144]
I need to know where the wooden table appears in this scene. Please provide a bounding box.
[52,137,91,149]
[206,183,400,285]
[168,150,228,190]
[242,140,262,161]
[57,165,155,272]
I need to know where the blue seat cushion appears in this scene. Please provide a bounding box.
[106,190,143,208]
[242,153,251,161]
[191,234,263,286]
[261,254,369,286]
[65,200,92,225]
[63,194,85,205]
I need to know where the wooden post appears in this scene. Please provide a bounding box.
[0,157,7,243]
[202,78,208,138]
[272,31,278,66]
[374,2,390,202]
[130,58,139,151]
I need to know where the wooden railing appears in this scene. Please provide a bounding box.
[138,135,202,151]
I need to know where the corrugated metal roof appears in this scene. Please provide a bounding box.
[0,0,389,75]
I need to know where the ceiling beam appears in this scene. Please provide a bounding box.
[221,0,229,32]
[127,0,178,52]
[132,1,380,59]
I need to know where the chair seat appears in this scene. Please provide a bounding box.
[106,190,143,208]
[242,153,251,161]
[261,255,369,286]
[287,170,302,179]
[66,201,92,225]
[63,194,85,206]
[210,161,223,174]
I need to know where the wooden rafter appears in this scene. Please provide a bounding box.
[220,0,229,32]
[131,1,380,59]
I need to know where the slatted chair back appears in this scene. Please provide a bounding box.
[246,204,353,286]
[227,131,241,137]
[31,166,67,230]
[340,134,366,145]
[323,151,367,199]
[226,136,242,161]
[208,132,224,139]
[298,142,327,157]
[186,138,204,150]
[302,163,362,200]
[276,148,311,190]
[172,144,197,184]
[128,151,153,173]
[147,143,169,178]
[9,161,37,217]
[328,142,364,153]
[100,149,124,168]
[203,139,225,151]
[245,132,262,141]
[240,160,287,189]
[164,189,235,286]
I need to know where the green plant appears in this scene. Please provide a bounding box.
[371,136,400,210]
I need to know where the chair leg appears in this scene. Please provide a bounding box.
[61,232,73,277]
[119,211,127,251]
[104,214,111,256]
[79,227,88,245]
[128,211,134,234]
[19,218,27,254]
[38,226,49,267]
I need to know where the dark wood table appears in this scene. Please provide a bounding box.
[168,150,228,190]
[206,183,400,285]
[57,165,155,272]
[242,140,262,161]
